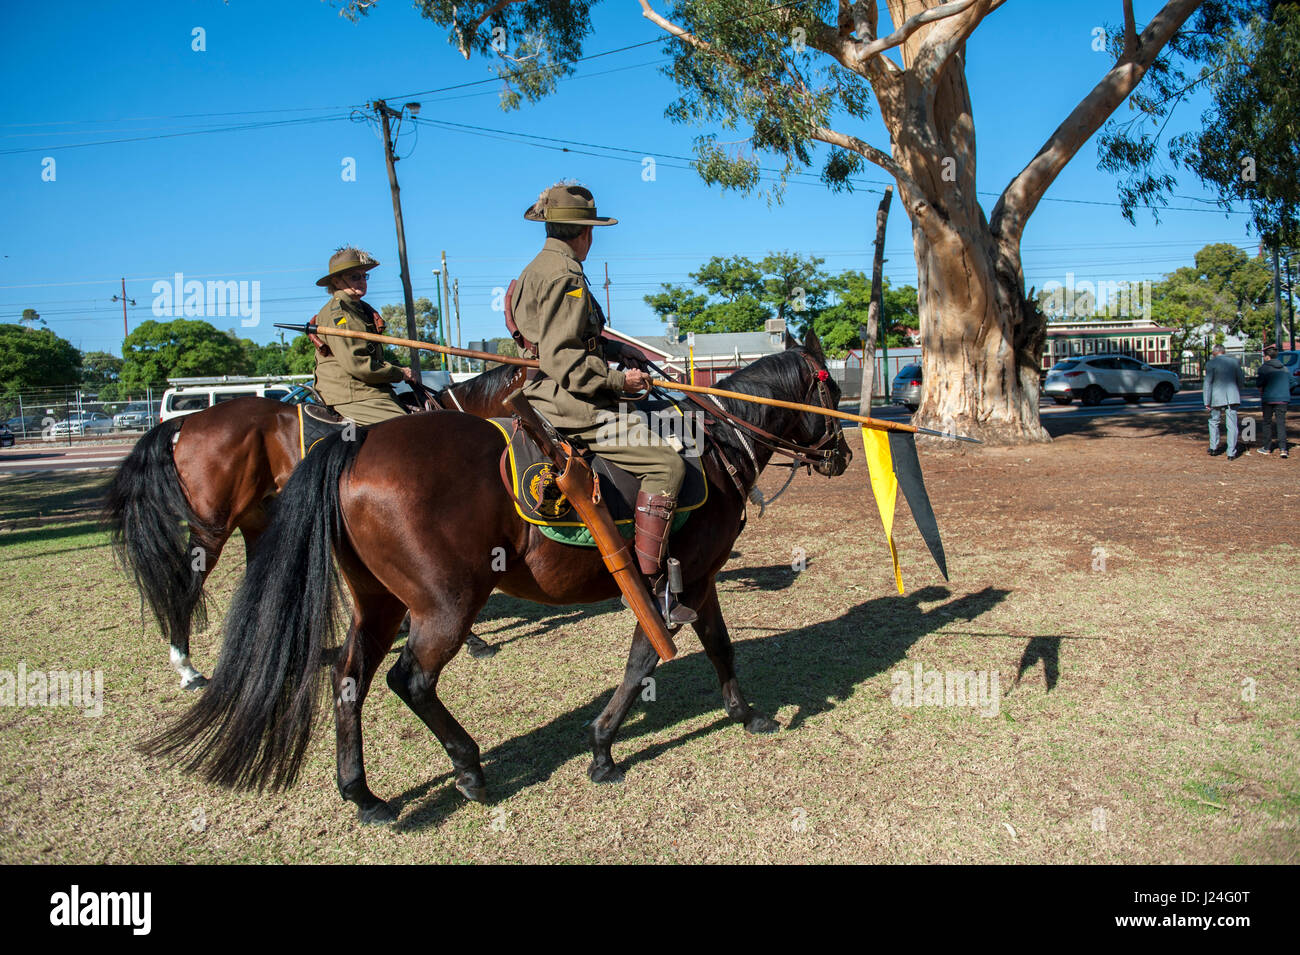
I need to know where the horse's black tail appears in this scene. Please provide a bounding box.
[140,430,364,791]
[104,419,210,646]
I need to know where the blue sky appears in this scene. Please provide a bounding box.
[2,0,1258,357]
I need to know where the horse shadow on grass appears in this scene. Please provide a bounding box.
[391,583,1009,831]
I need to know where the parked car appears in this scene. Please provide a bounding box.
[113,401,158,430]
[891,363,922,412]
[0,425,13,448]
[1276,350,1300,395]
[49,412,114,436]
[1043,356,1180,406]
[4,414,45,437]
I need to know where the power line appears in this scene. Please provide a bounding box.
[0,114,349,156]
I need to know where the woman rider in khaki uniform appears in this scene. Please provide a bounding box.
[311,247,417,425]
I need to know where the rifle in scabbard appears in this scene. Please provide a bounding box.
[503,389,678,663]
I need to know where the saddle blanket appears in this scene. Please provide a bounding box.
[488,414,708,548]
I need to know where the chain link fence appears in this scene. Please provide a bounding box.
[1,384,167,443]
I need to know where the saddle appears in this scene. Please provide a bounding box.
[489,401,707,548]
[297,403,351,457]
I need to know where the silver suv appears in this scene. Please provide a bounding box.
[1043,356,1180,406]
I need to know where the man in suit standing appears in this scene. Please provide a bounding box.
[1204,344,1246,460]
[1254,342,1290,458]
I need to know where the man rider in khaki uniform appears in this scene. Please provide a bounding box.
[312,247,417,425]
[510,182,695,626]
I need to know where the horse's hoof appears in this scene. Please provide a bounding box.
[745,713,780,734]
[587,760,625,784]
[455,772,488,803]
[465,634,498,659]
[357,800,397,825]
[182,675,209,691]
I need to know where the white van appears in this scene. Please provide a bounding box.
[159,376,308,422]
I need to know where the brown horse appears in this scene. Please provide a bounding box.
[105,365,520,688]
[144,333,852,823]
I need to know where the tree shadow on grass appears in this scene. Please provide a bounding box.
[0,521,109,550]
[391,583,1009,831]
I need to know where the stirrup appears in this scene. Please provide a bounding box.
[621,575,697,629]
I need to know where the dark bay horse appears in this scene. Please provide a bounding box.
[105,364,520,688]
[144,333,852,823]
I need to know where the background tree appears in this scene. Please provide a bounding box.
[120,319,246,390]
[381,296,440,365]
[1102,0,1298,248]
[815,271,917,356]
[286,334,319,375]
[0,324,80,394]
[1149,242,1273,351]
[353,0,1226,443]
[79,350,126,400]
[20,308,44,330]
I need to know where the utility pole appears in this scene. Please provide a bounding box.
[1273,244,1284,351]
[1287,251,1295,351]
[431,269,444,371]
[453,278,462,373]
[111,279,136,342]
[373,98,422,376]
[604,262,613,327]
[440,250,454,373]
[862,187,893,406]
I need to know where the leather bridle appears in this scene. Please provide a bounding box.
[681,351,846,500]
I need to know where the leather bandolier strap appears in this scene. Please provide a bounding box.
[503,389,677,662]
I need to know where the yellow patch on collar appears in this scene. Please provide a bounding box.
[565,287,584,299]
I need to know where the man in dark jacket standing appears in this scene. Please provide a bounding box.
[1255,342,1290,458]
[1204,344,1246,460]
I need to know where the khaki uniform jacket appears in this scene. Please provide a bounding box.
[510,238,627,430]
[312,291,404,407]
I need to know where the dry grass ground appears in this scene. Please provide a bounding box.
[0,409,1296,864]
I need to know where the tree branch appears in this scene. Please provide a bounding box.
[1123,0,1138,56]
[810,124,924,201]
[992,0,1203,245]
[911,0,996,85]
[859,0,981,65]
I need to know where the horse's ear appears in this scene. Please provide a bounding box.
[802,326,826,361]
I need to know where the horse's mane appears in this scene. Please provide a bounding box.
[448,360,518,406]
[706,347,824,470]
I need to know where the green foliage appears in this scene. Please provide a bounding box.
[120,319,247,390]
[0,324,81,393]
[336,1,597,112]
[816,270,916,354]
[1149,243,1274,351]
[381,296,439,365]
[1099,0,1297,243]
[1169,3,1300,246]
[79,351,123,388]
[644,254,916,355]
[286,334,318,376]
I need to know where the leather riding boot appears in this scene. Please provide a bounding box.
[632,491,697,628]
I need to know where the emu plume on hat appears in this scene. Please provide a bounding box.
[523,180,617,226]
[317,247,380,287]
